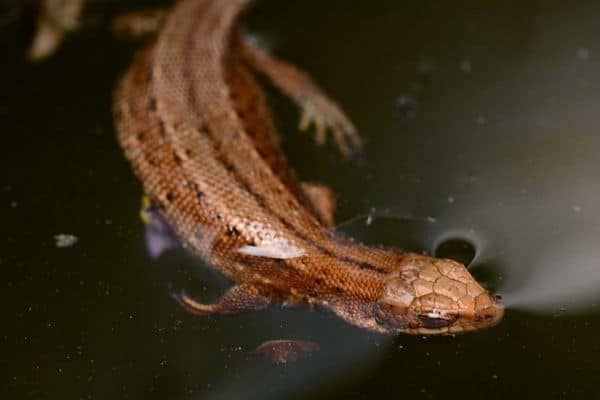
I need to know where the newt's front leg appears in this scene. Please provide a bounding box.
[240,37,363,159]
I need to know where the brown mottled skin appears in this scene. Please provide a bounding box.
[113,0,503,334]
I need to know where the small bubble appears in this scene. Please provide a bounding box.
[572,205,582,213]
[460,175,480,184]
[577,47,590,60]
[459,60,472,73]
[476,114,487,125]
[447,196,455,204]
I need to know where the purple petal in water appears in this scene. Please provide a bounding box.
[144,206,179,259]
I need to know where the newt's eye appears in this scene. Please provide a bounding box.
[417,313,457,329]
[418,315,449,329]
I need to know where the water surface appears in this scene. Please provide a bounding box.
[2,0,600,398]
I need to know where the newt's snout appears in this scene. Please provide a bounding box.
[376,253,504,334]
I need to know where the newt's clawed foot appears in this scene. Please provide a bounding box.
[240,36,363,160]
[171,289,217,315]
[298,97,363,159]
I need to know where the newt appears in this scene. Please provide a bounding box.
[113,0,503,334]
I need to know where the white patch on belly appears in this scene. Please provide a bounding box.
[237,244,306,259]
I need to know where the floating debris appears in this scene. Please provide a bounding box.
[252,340,319,364]
[142,201,179,259]
[54,234,78,248]
[395,95,417,119]
[28,0,86,61]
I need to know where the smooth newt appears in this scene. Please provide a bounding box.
[113,0,503,334]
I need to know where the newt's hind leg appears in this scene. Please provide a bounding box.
[301,182,337,228]
[28,0,86,61]
[111,9,167,39]
[172,283,270,315]
[240,37,362,159]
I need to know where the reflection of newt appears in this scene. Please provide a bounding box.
[112,0,503,335]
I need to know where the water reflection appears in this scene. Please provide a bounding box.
[503,235,600,311]
[198,331,391,400]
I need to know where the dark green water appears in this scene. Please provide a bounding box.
[3,1,600,398]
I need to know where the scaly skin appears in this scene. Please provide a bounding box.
[113,0,503,334]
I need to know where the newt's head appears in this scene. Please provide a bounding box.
[376,253,503,334]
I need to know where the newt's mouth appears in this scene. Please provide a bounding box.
[411,295,504,335]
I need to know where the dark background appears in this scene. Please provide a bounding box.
[2,0,600,398]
